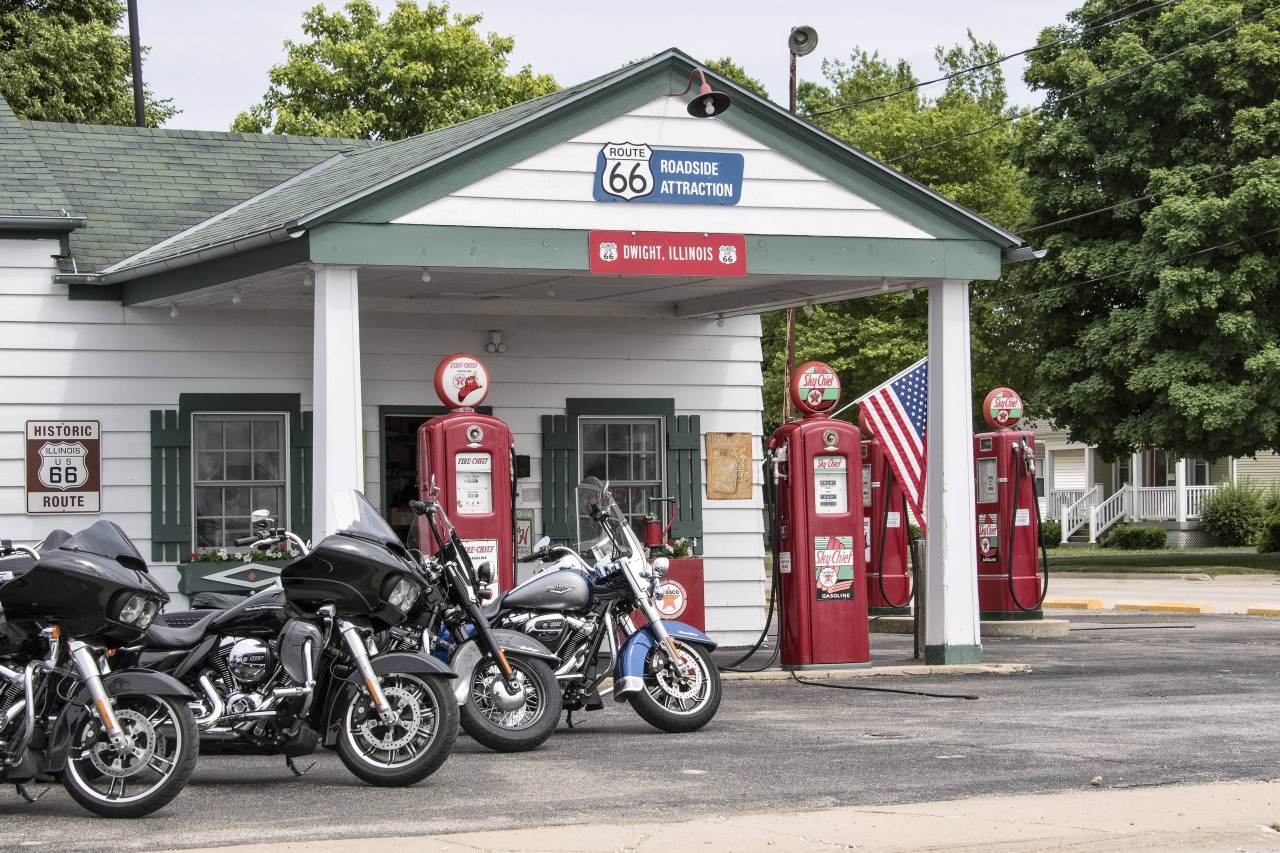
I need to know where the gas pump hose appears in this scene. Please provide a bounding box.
[875,493,915,609]
[1006,442,1050,612]
[720,454,781,672]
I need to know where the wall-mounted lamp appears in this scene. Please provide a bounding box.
[879,277,889,293]
[302,269,314,288]
[231,291,242,305]
[421,268,432,283]
[716,314,725,327]
[169,304,179,318]
[485,330,507,354]
[669,68,732,118]
[546,283,557,297]
[803,302,815,317]
[905,285,916,300]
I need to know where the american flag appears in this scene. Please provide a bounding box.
[856,358,928,533]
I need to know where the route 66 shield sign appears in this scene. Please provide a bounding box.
[598,142,654,201]
[38,442,89,490]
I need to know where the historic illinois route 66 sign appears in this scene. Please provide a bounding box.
[597,142,654,201]
[26,420,101,513]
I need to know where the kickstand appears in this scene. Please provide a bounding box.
[285,756,316,777]
[15,783,46,803]
[565,710,576,729]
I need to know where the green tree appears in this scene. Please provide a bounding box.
[1015,0,1280,461]
[0,0,175,124]
[232,0,559,140]
[703,57,769,100]
[758,35,1031,433]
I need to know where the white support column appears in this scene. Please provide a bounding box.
[924,279,981,664]
[1175,457,1187,524]
[1084,445,1096,503]
[312,266,365,538]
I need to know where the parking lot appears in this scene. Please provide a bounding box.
[4,610,1278,851]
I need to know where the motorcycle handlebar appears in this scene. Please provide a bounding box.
[234,535,260,547]
[518,550,543,563]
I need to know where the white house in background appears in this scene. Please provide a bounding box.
[1031,421,1280,546]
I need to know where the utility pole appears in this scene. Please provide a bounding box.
[127,0,145,127]
[783,27,818,423]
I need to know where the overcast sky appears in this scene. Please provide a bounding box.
[133,0,1083,132]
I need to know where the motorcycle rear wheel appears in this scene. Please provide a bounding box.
[61,693,199,818]
[336,671,458,786]
[627,638,721,733]
[459,654,561,752]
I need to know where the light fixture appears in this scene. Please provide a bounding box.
[905,285,916,300]
[421,268,432,283]
[879,277,889,293]
[302,269,314,288]
[716,314,725,327]
[788,25,819,57]
[169,304,179,318]
[668,68,732,118]
[485,330,507,354]
[231,291,242,305]
[546,284,557,297]
[803,303,815,317]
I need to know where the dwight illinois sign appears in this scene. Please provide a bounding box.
[25,420,100,514]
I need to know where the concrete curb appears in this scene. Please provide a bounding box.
[1116,600,1217,613]
[1247,606,1280,616]
[1044,597,1102,609]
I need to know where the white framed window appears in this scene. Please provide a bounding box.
[1190,459,1210,486]
[577,417,663,541]
[193,413,288,549]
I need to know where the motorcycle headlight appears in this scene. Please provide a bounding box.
[387,577,419,614]
[117,592,159,627]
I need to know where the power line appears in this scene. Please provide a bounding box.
[886,5,1280,164]
[803,0,1180,120]
[1021,155,1280,234]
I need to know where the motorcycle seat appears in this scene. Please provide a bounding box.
[144,608,221,649]
[481,594,504,621]
[191,591,250,610]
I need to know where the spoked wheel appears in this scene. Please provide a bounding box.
[62,693,199,818]
[627,638,721,733]
[460,655,561,752]
[337,671,458,786]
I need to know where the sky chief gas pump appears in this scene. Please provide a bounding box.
[859,413,913,616]
[973,387,1048,619]
[767,361,870,669]
[415,353,517,594]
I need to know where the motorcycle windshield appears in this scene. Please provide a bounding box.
[575,478,645,572]
[57,520,147,568]
[332,490,400,545]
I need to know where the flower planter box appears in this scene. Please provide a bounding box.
[177,559,296,596]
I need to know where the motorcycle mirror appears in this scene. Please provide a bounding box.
[652,557,670,576]
[475,560,495,585]
[533,535,550,554]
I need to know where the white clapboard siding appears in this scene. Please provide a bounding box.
[2,246,767,638]
[395,96,932,240]
[1236,452,1280,484]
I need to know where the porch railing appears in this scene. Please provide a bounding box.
[1050,489,1088,517]
[1089,485,1131,543]
[1186,485,1216,519]
[1059,486,1100,543]
[1134,487,1176,520]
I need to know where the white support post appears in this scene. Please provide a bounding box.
[923,279,981,664]
[1175,457,1187,525]
[1084,445,1096,502]
[312,266,365,538]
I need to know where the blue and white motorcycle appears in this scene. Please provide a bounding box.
[489,477,720,732]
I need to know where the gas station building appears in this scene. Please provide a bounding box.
[0,49,1023,662]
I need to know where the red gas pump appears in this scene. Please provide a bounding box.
[415,353,516,594]
[860,417,912,615]
[973,387,1048,619]
[768,361,869,669]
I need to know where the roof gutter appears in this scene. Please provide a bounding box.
[52,223,305,286]
[0,214,87,232]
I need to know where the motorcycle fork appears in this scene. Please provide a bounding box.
[67,639,130,750]
[337,621,396,725]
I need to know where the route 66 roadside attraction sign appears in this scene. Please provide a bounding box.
[25,420,100,514]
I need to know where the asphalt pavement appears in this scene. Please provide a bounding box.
[4,607,1279,852]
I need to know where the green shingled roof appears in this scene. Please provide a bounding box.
[4,99,378,271]
[110,74,598,273]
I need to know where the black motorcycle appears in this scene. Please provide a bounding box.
[488,478,721,732]
[0,525,199,817]
[124,490,458,786]
[380,495,560,753]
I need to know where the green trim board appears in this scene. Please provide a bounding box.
[924,644,984,665]
[308,224,1002,282]
[542,398,703,552]
[150,393,312,562]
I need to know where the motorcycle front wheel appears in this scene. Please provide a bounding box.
[61,693,199,818]
[627,637,721,733]
[336,671,458,786]
[459,654,561,752]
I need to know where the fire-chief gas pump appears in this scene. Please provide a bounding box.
[766,361,870,669]
[973,387,1049,619]
[415,353,517,594]
[859,412,913,616]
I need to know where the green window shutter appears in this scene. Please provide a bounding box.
[290,411,313,543]
[541,414,577,543]
[150,409,191,563]
[667,414,704,552]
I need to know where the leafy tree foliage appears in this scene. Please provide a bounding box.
[1015,0,1280,460]
[759,35,1031,433]
[703,57,769,100]
[232,1,558,140]
[0,0,175,124]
